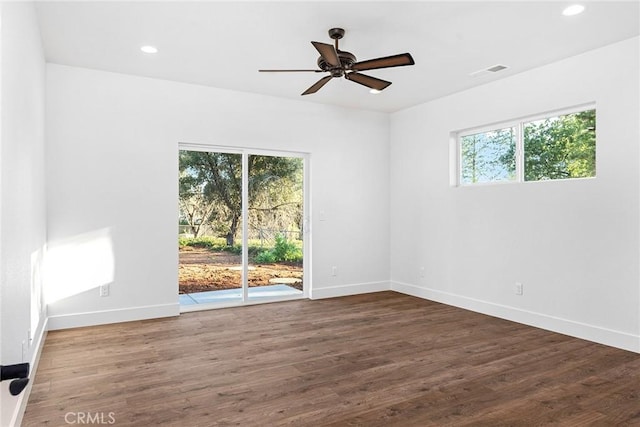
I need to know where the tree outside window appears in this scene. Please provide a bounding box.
[459,107,596,185]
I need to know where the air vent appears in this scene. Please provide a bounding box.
[469,64,509,77]
[487,64,507,72]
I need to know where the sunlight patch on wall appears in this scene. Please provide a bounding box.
[44,228,115,304]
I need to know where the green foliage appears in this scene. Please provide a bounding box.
[460,109,596,183]
[254,250,277,264]
[179,236,228,250]
[179,151,303,245]
[524,109,595,181]
[179,237,272,257]
[272,234,303,262]
[252,234,303,264]
[179,151,243,244]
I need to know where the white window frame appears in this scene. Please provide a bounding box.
[455,103,596,186]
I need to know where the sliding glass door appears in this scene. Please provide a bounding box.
[178,147,306,308]
[178,151,244,305]
[247,154,304,300]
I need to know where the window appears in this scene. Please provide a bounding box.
[460,126,516,184]
[458,106,596,185]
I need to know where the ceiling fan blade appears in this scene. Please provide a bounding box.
[351,53,415,72]
[302,76,333,96]
[345,72,392,91]
[311,41,341,67]
[259,69,323,72]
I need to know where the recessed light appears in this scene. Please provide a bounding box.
[140,45,158,54]
[562,4,585,16]
[369,89,382,94]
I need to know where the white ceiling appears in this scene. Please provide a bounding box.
[35,1,639,113]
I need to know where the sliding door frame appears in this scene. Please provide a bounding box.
[179,143,310,312]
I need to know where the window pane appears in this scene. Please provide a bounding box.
[460,127,516,184]
[524,109,596,181]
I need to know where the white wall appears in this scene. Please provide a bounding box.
[0,2,48,425]
[44,64,390,329]
[44,38,640,354]
[390,37,640,352]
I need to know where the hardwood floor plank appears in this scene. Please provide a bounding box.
[23,292,640,426]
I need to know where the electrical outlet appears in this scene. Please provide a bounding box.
[331,266,338,277]
[419,267,425,278]
[100,284,110,297]
[515,282,523,295]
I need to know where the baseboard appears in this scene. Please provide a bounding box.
[391,281,640,354]
[8,316,48,427]
[310,281,390,299]
[47,303,180,331]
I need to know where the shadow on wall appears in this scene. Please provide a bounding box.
[30,247,45,341]
[44,228,115,305]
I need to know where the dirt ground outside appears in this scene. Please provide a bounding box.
[179,246,303,294]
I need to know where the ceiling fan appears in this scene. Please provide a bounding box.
[259,28,415,96]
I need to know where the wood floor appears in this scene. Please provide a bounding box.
[23,292,640,426]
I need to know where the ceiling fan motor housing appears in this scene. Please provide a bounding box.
[317,50,357,77]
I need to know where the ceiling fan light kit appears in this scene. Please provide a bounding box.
[259,28,415,96]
